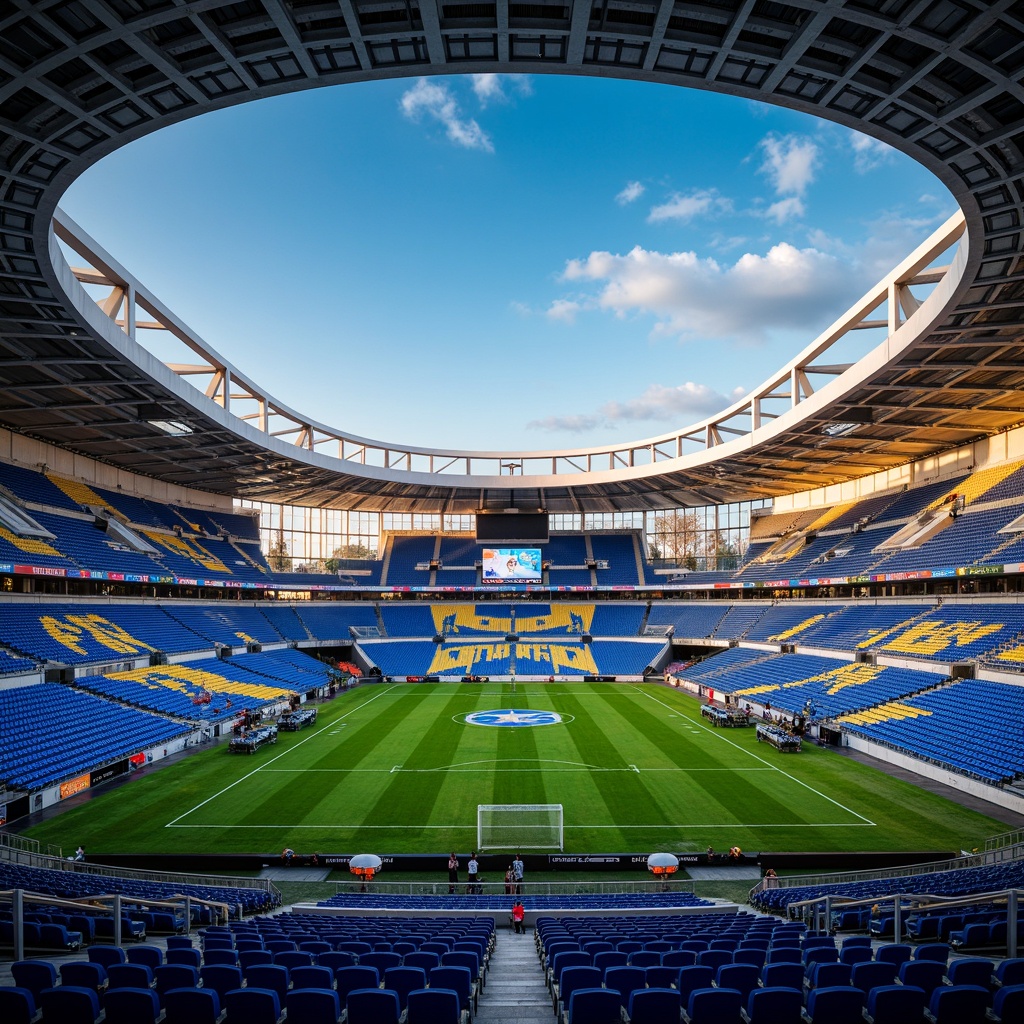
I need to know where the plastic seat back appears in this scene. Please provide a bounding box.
[153,964,199,998]
[946,957,994,988]
[346,987,400,1024]
[687,987,743,1024]
[166,947,202,969]
[336,965,381,1003]
[239,949,274,969]
[105,963,154,990]
[717,963,759,999]
[898,959,944,996]
[200,964,243,1000]
[809,962,851,989]
[850,959,897,994]
[928,984,990,1024]
[0,986,36,1024]
[285,988,342,1024]
[428,966,474,1016]
[11,960,56,1000]
[202,948,238,966]
[566,987,622,1024]
[383,966,428,1010]
[603,966,646,1009]
[804,985,865,1024]
[290,964,335,991]
[698,948,732,970]
[225,987,281,1024]
[39,986,101,1024]
[865,984,927,1024]
[626,987,681,1024]
[746,986,804,1024]
[913,942,949,963]
[87,945,126,969]
[126,946,164,970]
[244,963,289,1005]
[103,987,161,1024]
[839,945,872,966]
[675,965,715,1003]
[406,987,461,1024]
[761,962,803,991]
[404,951,441,973]
[360,951,402,973]
[993,984,1024,1024]
[875,944,913,967]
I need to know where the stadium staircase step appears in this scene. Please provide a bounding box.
[474,927,552,1023]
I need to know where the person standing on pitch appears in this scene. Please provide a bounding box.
[513,853,524,894]
[467,851,479,894]
[448,851,459,894]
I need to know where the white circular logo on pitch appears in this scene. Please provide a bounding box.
[464,709,563,728]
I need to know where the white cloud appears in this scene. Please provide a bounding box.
[399,79,493,152]
[527,381,744,433]
[561,241,849,344]
[546,299,581,323]
[648,189,731,224]
[764,196,805,224]
[616,181,645,205]
[759,133,819,196]
[470,73,532,107]
[850,132,895,173]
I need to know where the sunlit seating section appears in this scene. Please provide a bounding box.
[140,530,232,576]
[514,641,593,676]
[429,641,514,676]
[0,604,167,665]
[645,603,731,638]
[0,683,188,789]
[513,603,591,635]
[228,649,333,690]
[0,460,86,511]
[32,510,168,575]
[680,651,939,719]
[385,535,438,586]
[840,679,1024,783]
[432,603,514,636]
[590,534,642,584]
[91,484,184,531]
[714,604,772,639]
[164,605,286,646]
[94,604,210,653]
[76,659,299,722]
[674,646,774,682]
[0,517,79,569]
[296,603,379,640]
[803,603,1024,662]
[745,603,844,642]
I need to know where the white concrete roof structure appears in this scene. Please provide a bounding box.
[1,0,1023,513]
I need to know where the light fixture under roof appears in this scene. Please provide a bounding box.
[148,419,193,436]
[821,421,861,438]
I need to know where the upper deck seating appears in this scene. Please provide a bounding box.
[591,535,641,585]
[646,604,731,638]
[296,604,379,639]
[380,604,437,637]
[589,604,645,636]
[164,606,285,646]
[386,536,438,586]
[257,606,311,641]
[0,461,87,512]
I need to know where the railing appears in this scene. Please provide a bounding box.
[326,879,697,898]
[0,835,280,901]
[782,887,1022,958]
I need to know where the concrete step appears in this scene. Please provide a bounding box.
[475,930,552,1023]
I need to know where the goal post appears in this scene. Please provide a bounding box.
[477,803,564,851]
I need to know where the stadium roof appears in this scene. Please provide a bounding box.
[2,1,1024,514]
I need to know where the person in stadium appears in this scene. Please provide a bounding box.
[447,851,459,894]
[504,864,514,894]
[513,852,524,893]
[706,845,715,862]
[74,845,85,862]
[512,900,525,934]
[467,851,479,893]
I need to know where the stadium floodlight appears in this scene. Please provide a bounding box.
[478,804,563,851]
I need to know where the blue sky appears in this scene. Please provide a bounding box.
[61,73,954,453]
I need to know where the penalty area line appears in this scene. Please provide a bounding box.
[164,683,400,828]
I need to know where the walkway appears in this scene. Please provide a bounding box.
[475,925,551,1024]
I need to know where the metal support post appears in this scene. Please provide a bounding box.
[113,893,122,947]
[1009,889,1018,959]
[13,888,24,962]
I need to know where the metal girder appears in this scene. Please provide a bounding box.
[0,1,1022,513]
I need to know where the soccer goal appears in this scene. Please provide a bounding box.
[477,804,564,851]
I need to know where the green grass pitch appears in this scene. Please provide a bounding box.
[23,682,1007,857]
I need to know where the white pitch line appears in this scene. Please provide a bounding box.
[166,821,874,830]
[164,683,400,827]
[636,687,877,827]
[255,766,777,773]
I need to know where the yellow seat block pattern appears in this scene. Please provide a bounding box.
[839,701,932,727]
[927,459,1024,510]
[109,664,291,701]
[0,524,65,557]
[143,530,230,574]
[47,474,125,519]
[431,604,512,635]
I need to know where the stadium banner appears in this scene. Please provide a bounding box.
[59,773,91,799]
[16,564,67,576]
[90,759,130,787]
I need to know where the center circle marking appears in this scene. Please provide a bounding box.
[463,708,564,728]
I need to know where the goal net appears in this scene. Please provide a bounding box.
[477,804,563,851]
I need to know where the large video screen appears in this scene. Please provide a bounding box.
[475,512,549,544]
[481,547,543,584]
